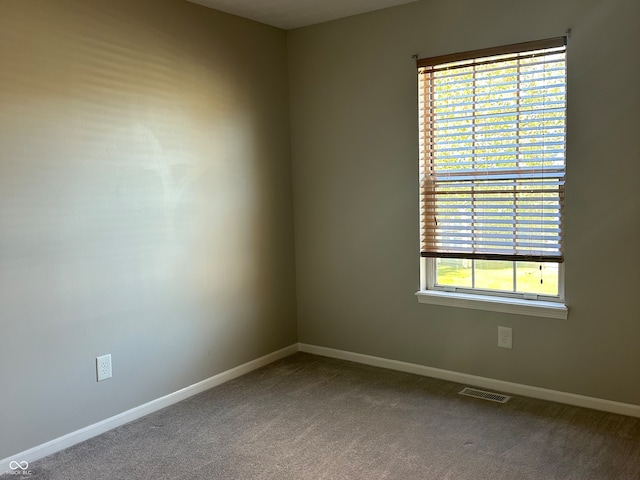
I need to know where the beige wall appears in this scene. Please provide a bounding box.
[0,0,296,459]
[2,0,639,463]
[288,0,640,404]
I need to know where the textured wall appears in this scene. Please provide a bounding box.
[288,0,640,404]
[0,0,296,459]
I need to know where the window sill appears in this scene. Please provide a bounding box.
[415,290,568,319]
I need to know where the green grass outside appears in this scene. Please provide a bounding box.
[436,260,559,296]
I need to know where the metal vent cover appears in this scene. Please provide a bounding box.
[458,387,511,403]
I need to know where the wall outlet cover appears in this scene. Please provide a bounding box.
[498,326,513,349]
[96,354,112,382]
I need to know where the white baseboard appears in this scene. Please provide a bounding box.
[0,344,298,474]
[298,343,640,418]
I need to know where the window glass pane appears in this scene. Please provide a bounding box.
[516,262,559,296]
[474,260,514,292]
[436,258,472,288]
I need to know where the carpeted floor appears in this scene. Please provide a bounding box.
[4,352,640,479]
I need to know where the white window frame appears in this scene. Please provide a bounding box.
[416,257,567,319]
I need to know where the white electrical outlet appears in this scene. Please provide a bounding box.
[96,354,112,382]
[498,326,513,349]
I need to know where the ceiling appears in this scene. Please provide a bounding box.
[186,0,421,30]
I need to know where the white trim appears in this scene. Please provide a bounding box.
[0,344,298,474]
[298,343,640,418]
[415,289,568,319]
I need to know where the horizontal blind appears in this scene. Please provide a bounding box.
[418,38,566,262]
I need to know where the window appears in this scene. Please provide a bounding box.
[416,38,568,317]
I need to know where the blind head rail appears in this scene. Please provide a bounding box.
[416,37,566,69]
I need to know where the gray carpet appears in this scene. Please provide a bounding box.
[4,353,640,479]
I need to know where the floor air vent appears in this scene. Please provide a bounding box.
[458,387,511,403]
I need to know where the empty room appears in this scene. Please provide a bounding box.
[1,0,639,478]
